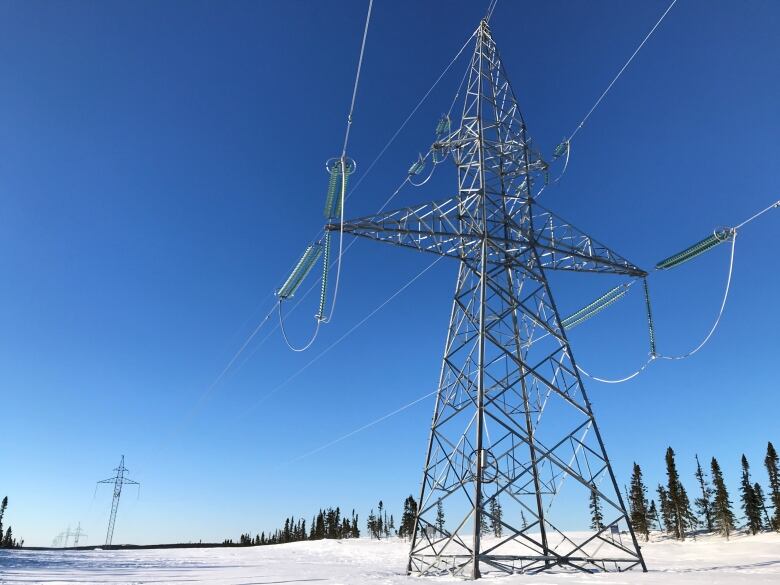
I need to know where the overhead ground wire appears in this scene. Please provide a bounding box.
[546,0,678,187]
[568,0,678,144]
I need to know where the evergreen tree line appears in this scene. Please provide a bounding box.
[225,494,431,546]
[224,507,359,547]
[366,500,394,539]
[0,496,23,548]
[620,441,780,542]
[222,488,527,547]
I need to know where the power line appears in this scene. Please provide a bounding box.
[243,255,446,416]
[286,389,439,464]
[568,0,678,143]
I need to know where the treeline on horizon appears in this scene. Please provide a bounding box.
[225,498,426,547]
[618,441,779,540]
[224,507,361,546]
[233,441,779,548]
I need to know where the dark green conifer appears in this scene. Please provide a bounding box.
[629,463,650,540]
[351,510,360,538]
[377,501,384,539]
[694,454,714,531]
[589,483,604,530]
[477,496,489,535]
[399,496,417,539]
[488,497,503,537]
[753,482,771,528]
[710,457,735,538]
[664,447,697,540]
[740,454,763,535]
[435,499,445,536]
[657,484,673,534]
[764,442,780,530]
[0,497,6,544]
[648,500,660,531]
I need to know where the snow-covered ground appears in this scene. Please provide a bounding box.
[1,532,778,584]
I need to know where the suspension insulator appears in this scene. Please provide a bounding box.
[655,228,734,270]
[553,140,569,159]
[643,278,657,357]
[432,115,452,164]
[316,232,331,320]
[277,244,323,300]
[408,154,426,176]
[324,158,356,219]
[435,114,451,140]
[562,284,629,330]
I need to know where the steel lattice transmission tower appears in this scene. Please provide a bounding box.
[72,522,87,547]
[328,20,647,578]
[97,455,139,546]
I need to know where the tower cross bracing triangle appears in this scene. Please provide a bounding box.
[328,20,647,578]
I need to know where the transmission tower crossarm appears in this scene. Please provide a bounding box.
[326,194,481,261]
[529,204,646,277]
[328,197,646,278]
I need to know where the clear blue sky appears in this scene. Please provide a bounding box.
[1,0,778,547]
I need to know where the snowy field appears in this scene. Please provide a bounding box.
[1,532,779,585]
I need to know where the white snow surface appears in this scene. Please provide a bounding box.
[1,532,779,584]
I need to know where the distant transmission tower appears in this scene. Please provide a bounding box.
[97,455,139,546]
[72,523,87,547]
[327,19,645,578]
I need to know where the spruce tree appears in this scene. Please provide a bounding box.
[693,454,714,531]
[648,500,660,531]
[628,463,650,540]
[740,454,763,535]
[753,483,771,528]
[399,496,417,540]
[589,483,604,530]
[352,511,360,538]
[657,484,673,534]
[0,497,6,545]
[367,509,376,539]
[488,497,503,537]
[478,496,489,535]
[435,499,445,536]
[710,457,735,538]
[664,447,697,540]
[764,441,780,531]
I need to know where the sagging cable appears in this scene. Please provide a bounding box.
[657,232,737,361]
